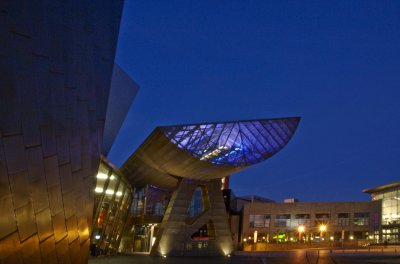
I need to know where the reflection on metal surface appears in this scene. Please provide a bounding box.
[0,0,124,263]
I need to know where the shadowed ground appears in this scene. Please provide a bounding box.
[89,249,400,264]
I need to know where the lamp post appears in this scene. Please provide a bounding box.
[319,224,327,241]
[298,225,305,242]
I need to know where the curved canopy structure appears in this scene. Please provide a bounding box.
[121,117,300,189]
[160,118,299,167]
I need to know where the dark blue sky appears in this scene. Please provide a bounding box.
[109,0,400,202]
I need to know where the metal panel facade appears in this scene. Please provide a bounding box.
[0,0,124,263]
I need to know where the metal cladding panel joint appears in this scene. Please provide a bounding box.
[159,117,300,167]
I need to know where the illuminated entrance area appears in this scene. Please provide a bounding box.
[90,158,133,256]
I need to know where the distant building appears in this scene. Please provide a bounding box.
[364,182,400,243]
[240,200,381,245]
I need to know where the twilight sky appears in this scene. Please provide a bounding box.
[108,0,400,202]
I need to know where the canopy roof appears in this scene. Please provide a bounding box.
[160,118,299,167]
[121,117,300,189]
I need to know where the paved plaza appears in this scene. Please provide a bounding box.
[89,249,400,264]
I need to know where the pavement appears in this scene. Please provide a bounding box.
[89,250,400,264]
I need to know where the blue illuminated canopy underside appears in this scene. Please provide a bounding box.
[160,117,300,167]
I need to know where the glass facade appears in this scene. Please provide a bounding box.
[275,214,291,227]
[122,185,171,253]
[375,191,400,225]
[315,213,330,226]
[368,186,400,243]
[364,182,400,243]
[249,215,271,228]
[354,212,369,226]
[294,214,311,227]
[335,213,350,226]
[160,118,300,166]
[90,158,133,256]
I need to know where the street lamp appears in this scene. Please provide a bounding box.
[298,225,305,242]
[319,224,327,241]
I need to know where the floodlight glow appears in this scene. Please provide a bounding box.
[319,225,327,232]
[96,173,108,179]
[94,187,103,193]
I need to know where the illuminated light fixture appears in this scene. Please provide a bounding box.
[110,175,116,180]
[163,255,167,258]
[94,187,103,193]
[105,190,114,195]
[96,173,108,179]
[330,236,334,241]
[116,191,123,196]
[95,235,101,240]
[226,254,231,257]
[349,235,354,240]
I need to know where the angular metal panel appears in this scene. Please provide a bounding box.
[68,237,80,263]
[62,191,76,219]
[30,179,49,213]
[21,111,41,148]
[36,209,53,242]
[0,196,17,239]
[0,135,12,200]
[25,147,45,182]
[43,156,60,188]
[20,234,41,264]
[39,236,56,261]
[52,212,67,243]
[66,216,79,244]
[15,202,37,241]
[3,135,26,174]
[0,232,21,259]
[55,237,70,263]
[8,171,30,209]
[48,185,63,216]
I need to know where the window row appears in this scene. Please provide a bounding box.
[249,213,370,228]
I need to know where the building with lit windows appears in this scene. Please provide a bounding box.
[240,199,380,250]
[364,182,400,243]
[90,157,133,256]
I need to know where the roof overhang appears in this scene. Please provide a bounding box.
[121,117,300,189]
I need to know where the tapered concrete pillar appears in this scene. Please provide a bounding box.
[151,178,233,256]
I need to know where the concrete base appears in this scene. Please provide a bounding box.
[151,178,233,256]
